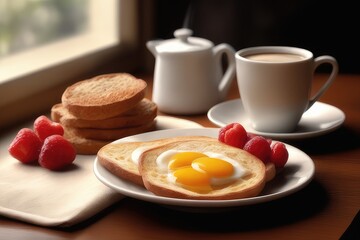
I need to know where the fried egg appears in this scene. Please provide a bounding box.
[156,150,248,192]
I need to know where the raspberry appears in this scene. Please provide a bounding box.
[243,136,271,163]
[8,128,42,164]
[34,115,64,142]
[270,142,289,168]
[39,135,76,171]
[246,132,257,141]
[218,123,247,149]
[247,132,272,145]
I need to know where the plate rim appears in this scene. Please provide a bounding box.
[207,99,346,139]
[93,128,315,208]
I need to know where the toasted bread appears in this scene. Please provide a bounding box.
[67,121,156,141]
[97,136,217,187]
[61,73,147,120]
[51,99,157,129]
[63,127,111,155]
[138,139,266,200]
[265,162,276,182]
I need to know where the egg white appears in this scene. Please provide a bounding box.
[131,145,155,165]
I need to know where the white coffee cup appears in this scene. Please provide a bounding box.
[235,46,338,133]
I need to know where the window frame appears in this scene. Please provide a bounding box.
[0,0,143,129]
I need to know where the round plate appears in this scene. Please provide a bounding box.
[94,128,315,208]
[207,99,345,140]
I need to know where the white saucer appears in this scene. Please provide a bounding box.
[94,128,315,210]
[207,99,345,140]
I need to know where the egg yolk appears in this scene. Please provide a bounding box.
[192,157,234,178]
[168,152,235,192]
[172,166,210,186]
[168,152,207,170]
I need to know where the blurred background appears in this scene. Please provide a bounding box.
[0,0,88,58]
[0,0,358,129]
[2,0,358,73]
[152,0,358,74]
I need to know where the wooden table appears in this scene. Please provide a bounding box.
[0,73,359,240]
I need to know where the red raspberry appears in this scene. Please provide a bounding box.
[34,115,64,142]
[246,132,257,141]
[39,135,76,171]
[247,132,272,145]
[8,128,42,164]
[218,123,248,149]
[243,136,271,163]
[270,142,289,168]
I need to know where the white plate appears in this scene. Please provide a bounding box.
[208,99,345,140]
[93,128,315,209]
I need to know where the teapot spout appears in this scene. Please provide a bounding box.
[146,40,162,57]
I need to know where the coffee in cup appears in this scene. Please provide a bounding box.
[235,46,338,133]
[244,53,305,62]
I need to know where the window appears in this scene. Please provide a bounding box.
[0,0,140,129]
[0,0,89,58]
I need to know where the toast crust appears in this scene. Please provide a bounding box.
[63,127,111,155]
[67,121,156,141]
[265,162,276,182]
[138,139,266,200]
[51,99,157,129]
[97,136,217,187]
[62,73,147,120]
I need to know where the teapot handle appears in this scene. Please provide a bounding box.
[213,43,236,100]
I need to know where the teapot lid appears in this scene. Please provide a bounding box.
[155,28,213,53]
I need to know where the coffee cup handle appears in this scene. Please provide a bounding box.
[308,55,338,109]
[213,43,236,100]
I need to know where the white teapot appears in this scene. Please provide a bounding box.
[147,28,236,115]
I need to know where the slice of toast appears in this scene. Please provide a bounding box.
[61,73,147,120]
[63,127,111,155]
[97,136,218,187]
[51,98,157,129]
[138,139,266,200]
[66,121,156,141]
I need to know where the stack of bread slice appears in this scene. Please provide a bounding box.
[51,73,157,155]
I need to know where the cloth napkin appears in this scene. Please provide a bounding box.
[0,153,122,227]
[0,116,202,227]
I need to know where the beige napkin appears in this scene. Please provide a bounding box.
[0,149,123,227]
[0,116,202,227]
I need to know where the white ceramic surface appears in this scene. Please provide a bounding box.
[147,28,236,114]
[208,99,345,140]
[94,128,315,209]
[236,46,338,132]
